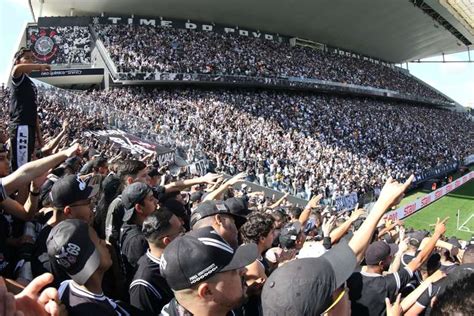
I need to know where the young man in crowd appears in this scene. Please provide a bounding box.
[9,48,50,171]
[47,219,134,315]
[31,174,99,283]
[190,200,246,249]
[160,226,258,316]
[119,182,158,282]
[129,209,184,314]
[240,213,275,278]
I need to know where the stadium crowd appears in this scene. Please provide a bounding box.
[1,47,474,316]
[94,24,447,101]
[2,84,472,202]
[30,85,472,202]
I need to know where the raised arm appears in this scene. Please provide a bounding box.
[203,172,246,201]
[407,217,448,272]
[298,194,323,225]
[401,270,446,313]
[268,192,289,210]
[1,144,80,195]
[40,120,69,156]
[348,175,414,262]
[165,173,221,193]
[12,63,50,77]
[329,206,366,244]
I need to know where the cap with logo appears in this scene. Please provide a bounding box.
[122,182,152,222]
[365,241,398,265]
[190,200,246,228]
[279,221,302,249]
[160,226,258,291]
[50,175,99,208]
[262,242,357,316]
[46,219,100,285]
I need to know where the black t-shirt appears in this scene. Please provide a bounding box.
[415,281,443,316]
[347,267,413,316]
[160,298,238,316]
[31,224,53,278]
[9,73,37,127]
[129,250,173,315]
[0,213,12,277]
[58,280,131,316]
[120,224,148,282]
[399,252,422,297]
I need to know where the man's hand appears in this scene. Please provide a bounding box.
[433,217,449,236]
[14,273,65,316]
[349,205,366,222]
[385,294,402,316]
[62,143,80,158]
[322,215,336,237]
[398,238,409,254]
[39,65,51,72]
[305,193,323,209]
[227,172,247,186]
[377,175,415,210]
[61,120,69,131]
[200,173,221,185]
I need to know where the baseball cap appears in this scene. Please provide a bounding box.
[51,175,99,208]
[160,226,258,290]
[190,200,246,228]
[262,242,357,315]
[190,191,204,203]
[279,222,302,249]
[224,197,250,227]
[122,182,152,222]
[46,219,100,285]
[365,241,398,265]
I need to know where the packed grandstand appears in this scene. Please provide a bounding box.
[1,3,474,316]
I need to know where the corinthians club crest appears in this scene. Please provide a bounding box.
[29,27,60,62]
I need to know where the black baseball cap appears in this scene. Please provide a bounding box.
[50,175,99,208]
[279,221,302,249]
[190,200,246,228]
[160,226,258,290]
[225,197,251,222]
[46,219,100,285]
[365,241,398,265]
[122,182,152,222]
[262,242,357,315]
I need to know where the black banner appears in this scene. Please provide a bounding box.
[92,15,288,43]
[30,68,104,78]
[38,16,91,27]
[85,130,175,164]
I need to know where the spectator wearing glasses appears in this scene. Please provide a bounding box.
[30,174,99,284]
[129,208,184,314]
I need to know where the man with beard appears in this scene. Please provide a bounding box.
[160,226,258,316]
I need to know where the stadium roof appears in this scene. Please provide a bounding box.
[29,0,474,63]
